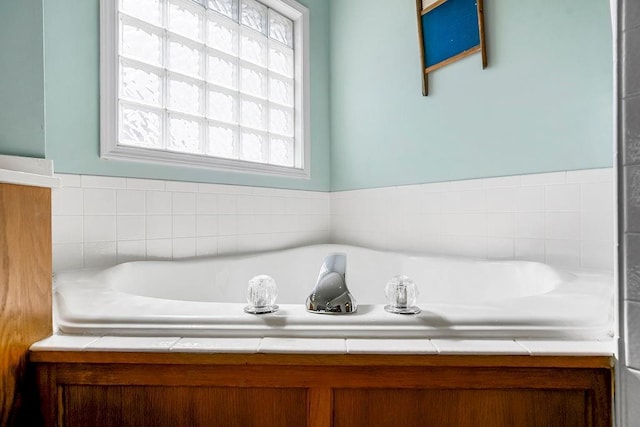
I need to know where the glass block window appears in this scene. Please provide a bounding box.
[101,0,308,176]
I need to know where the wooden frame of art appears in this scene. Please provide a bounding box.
[416,0,487,95]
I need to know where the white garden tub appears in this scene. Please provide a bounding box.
[53,244,614,340]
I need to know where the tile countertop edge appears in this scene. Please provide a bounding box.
[29,335,617,356]
[0,154,60,188]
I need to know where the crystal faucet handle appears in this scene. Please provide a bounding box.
[244,274,279,314]
[384,275,421,314]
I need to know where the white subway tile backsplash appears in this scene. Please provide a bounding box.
[582,182,614,212]
[84,242,117,268]
[196,236,218,256]
[52,169,614,272]
[487,213,514,237]
[329,169,612,270]
[196,193,217,214]
[117,215,145,241]
[81,175,126,189]
[486,188,515,212]
[224,184,255,195]
[422,214,442,235]
[545,184,580,211]
[515,186,545,212]
[421,192,443,213]
[165,181,198,192]
[252,215,272,234]
[126,178,165,191]
[146,239,173,258]
[173,215,196,238]
[83,216,116,242]
[443,213,486,237]
[237,195,256,215]
[515,212,545,238]
[237,214,256,234]
[487,237,514,259]
[52,187,83,215]
[196,215,217,236]
[172,192,196,214]
[146,215,172,239]
[53,243,83,271]
[217,235,237,254]
[83,189,116,215]
[566,168,613,184]
[545,212,580,240]
[217,195,237,215]
[117,240,146,263]
[218,215,238,236]
[52,216,83,244]
[173,238,196,258]
[253,196,273,215]
[116,190,145,214]
[441,236,487,258]
[582,240,614,271]
[196,183,219,193]
[514,238,545,262]
[442,190,485,212]
[545,239,581,268]
[56,173,81,187]
[271,197,288,215]
[582,210,614,242]
[236,234,255,252]
[146,191,172,215]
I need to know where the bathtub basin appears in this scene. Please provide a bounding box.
[53,244,614,339]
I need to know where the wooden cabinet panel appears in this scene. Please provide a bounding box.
[30,353,612,427]
[63,386,307,427]
[334,388,588,427]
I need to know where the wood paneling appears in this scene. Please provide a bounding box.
[0,183,52,426]
[62,386,306,427]
[334,389,587,427]
[32,353,613,427]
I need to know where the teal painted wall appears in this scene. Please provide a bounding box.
[0,0,46,158]
[329,0,614,190]
[1,0,614,190]
[43,0,331,191]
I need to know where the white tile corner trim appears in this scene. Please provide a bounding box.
[52,168,614,273]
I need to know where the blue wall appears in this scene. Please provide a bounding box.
[0,0,46,158]
[43,0,331,191]
[329,0,613,190]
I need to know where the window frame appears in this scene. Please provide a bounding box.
[100,0,311,179]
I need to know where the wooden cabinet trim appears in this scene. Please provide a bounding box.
[29,350,613,369]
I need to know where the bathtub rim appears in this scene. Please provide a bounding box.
[52,244,615,341]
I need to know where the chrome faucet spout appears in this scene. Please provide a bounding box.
[306,253,357,314]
